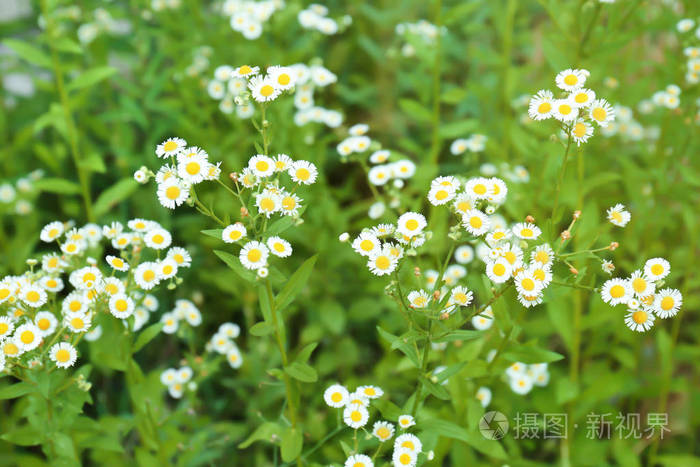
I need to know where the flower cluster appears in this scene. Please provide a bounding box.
[160,298,201,334]
[298,4,345,35]
[0,169,43,216]
[207,322,243,369]
[160,365,194,398]
[449,134,487,155]
[600,258,682,332]
[649,84,681,110]
[528,68,615,145]
[504,361,550,395]
[222,153,318,273]
[222,0,283,40]
[676,18,700,84]
[76,7,131,45]
[0,219,191,372]
[323,383,426,467]
[600,104,651,142]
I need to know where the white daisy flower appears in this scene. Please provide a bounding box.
[222,223,247,243]
[177,152,209,184]
[233,64,259,77]
[167,247,192,268]
[15,323,42,351]
[476,386,492,407]
[239,241,269,270]
[357,385,383,399]
[34,311,58,336]
[248,154,275,178]
[589,98,615,127]
[653,288,682,318]
[367,247,398,276]
[157,178,189,209]
[462,209,490,236]
[368,165,391,186]
[600,278,633,306]
[514,270,543,296]
[569,88,596,107]
[345,454,373,467]
[226,346,243,368]
[450,286,473,306]
[472,307,494,330]
[267,65,296,91]
[248,75,280,102]
[352,232,381,257]
[571,119,594,146]
[396,212,427,238]
[109,293,134,319]
[370,149,390,163]
[144,228,172,250]
[133,262,161,290]
[553,98,579,122]
[427,184,455,206]
[289,160,318,185]
[643,257,670,281]
[397,415,415,429]
[512,222,541,240]
[528,89,554,120]
[40,221,64,242]
[21,284,47,308]
[256,190,282,217]
[392,159,416,179]
[106,255,129,272]
[267,236,292,257]
[486,257,512,283]
[407,290,430,309]
[343,403,369,429]
[49,342,78,368]
[625,308,655,332]
[323,384,349,408]
[372,421,394,442]
[161,313,178,334]
[450,138,469,154]
[510,373,534,394]
[607,203,630,227]
[395,433,422,453]
[555,68,588,91]
[155,137,186,158]
[280,192,302,216]
[157,258,178,279]
[392,447,417,467]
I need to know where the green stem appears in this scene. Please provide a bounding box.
[41,0,94,222]
[552,130,573,223]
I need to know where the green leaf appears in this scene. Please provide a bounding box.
[0,426,43,446]
[2,39,51,67]
[132,323,164,353]
[421,418,507,460]
[377,326,420,368]
[258,285,273,324]
[420,376,450,400]
[238,422,281,448]
[275,255,317,311]
[433,330,483,343]
[214,250,256,282]
[0,382,34,400]
[93,179,138,218]
[249,321,274,336]
[284,362,318,383]
[34,177,81,194]
[201,229,223,240]
[438,119,479,139]
[398,99,432,123]
[440,87,467,104]
[55,37,83,54]
[66,66,118,91]
[78,152,106,174]
[280,427,303,462]
[296,342,318,363]
[502,344,565,364]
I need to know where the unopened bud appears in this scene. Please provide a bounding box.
[569,267,578,275]
[440,312,450,320]
[241,207,249,217]
[561,230,571,240]
[433,290,441,301]
[609,241,619,250]
[526,215,535,223]
[573,210,581,219]
[229,172,238,182]
[414,267,421,277]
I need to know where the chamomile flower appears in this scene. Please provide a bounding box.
[345,455,373,467]
[207,79,225,99]
[629,270,655,297]
[248,75,280,102]
[529,262,553,287]
[15,323,42,351]
[42,254,66,273]
[62,293,87,314]
[227,346,243,368]
[280,193,302,216]
[267,236,292,257]
[289,160,318,185]
[476,386,492,407]
[256,190,281,217]
[600,278,632,306]
[358,385,383,399]
[625,309,655,332]
[40,221,64,242]
[348,391,370,407]
[607,204,630,227]
[155,164,178,185]
[454,245,474,264]
[392,160,416,179]
[101,277,123,297]
[589,99,615,127]
[222,223,247,243]
[267,65,295,91]
[397,212,427,238]
[233,65,259,77]
[512,222,541,240]
[273,154,293,172]
[106,255,129,271]
[463,177,490,199]
[395,433,422,453]
[397,415,415,429]
[49,342,78,368]
[653,288,682,318]
[133,262,161,290]
[343,403,369,429]
[553,99,578,122]
[531,244,554,266]
[32,311,56,337]
[367,247,398,276]
[427,184,455,206]
[514,270,543,296]
[450,138,469,154]
[144,228,172,250]
[462,209,490,236]
[555,68,587,91]
[393,448,417,467]
[157,178,190,209]
[486,258,512,283]
[485,228,511,247]
[156,137,186,158]
[407,290,430,309]
[471,306,494,330]
[248,155,275,178]
[528,89,554,120]
[487,177,508,203]
[510,373,534,394]
[161,313,178,334]
[157,258,178,279]
[21,285,47,308]
[370,149,390,163]
[0,316,15,340]
[177,152,209,184]
[644,258,670,281]
[450,286,473,306]
[452,193,474,216]
[240,241,269,270]
[368,165,391,186]
[571,119,594,145]
[373,421,395,442]
[324,384,349,408]
[569,88,596,107]
[352,232,381,257]
[109,294,134,319]
[61,239,86,256]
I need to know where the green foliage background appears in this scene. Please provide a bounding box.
[0,0,699,465]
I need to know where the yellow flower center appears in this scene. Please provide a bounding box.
[112,258,124,268]
[248,249,262,263]
[239,65,252,75]
[20,330,35,344]
[376,256,391,270]
[401,440,415,450]
[651,264,663,275]
[350,411,362,422]
[260,85,275,97]
[278,74,290,85]
[559,104,572,115]
[26,291,40,302]
[405,219,419,231]
[435,190,448,200]
[610,285,625,298]
[538,102,551,113]
[273,243,285,253]
[632,277,647,293]
[0,323,8,334]
[473,184,487,195]
[71,317,85,330]
[163,141,178,152]
[48,228,59,238]
[166,186,181,200]
[56,348,71,362]
[69,301,82,312]
[229,230,242,240]
[469,216,482,229]
[115,299,128,312]
[331,392,342,403]
[493,263,506,276]
[260,198,275,212]
[660,296,674,311]
[521,278,535,291]
[377,426,390,438]
[592,107,606,121]
[186,162,200,175]
[632,310,647,324]
[573,123,586,137]
[520,228,533,237]
[564,74,578,86]
[399,453,411,465]
[38,318,50,330]
[296,168,310,181]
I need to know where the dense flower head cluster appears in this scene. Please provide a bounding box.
[528,68,616,145]
[222,0,284,40]
[676,18,700,84]
[649,84,682,110]
[160,365,194,398]
[600,258,682,332]
[323,383,426,467]
[0,169,43,216]
[449,134,487,155]
[298,3,347,35]
[0,219,191,372]
[504,361,550,395]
